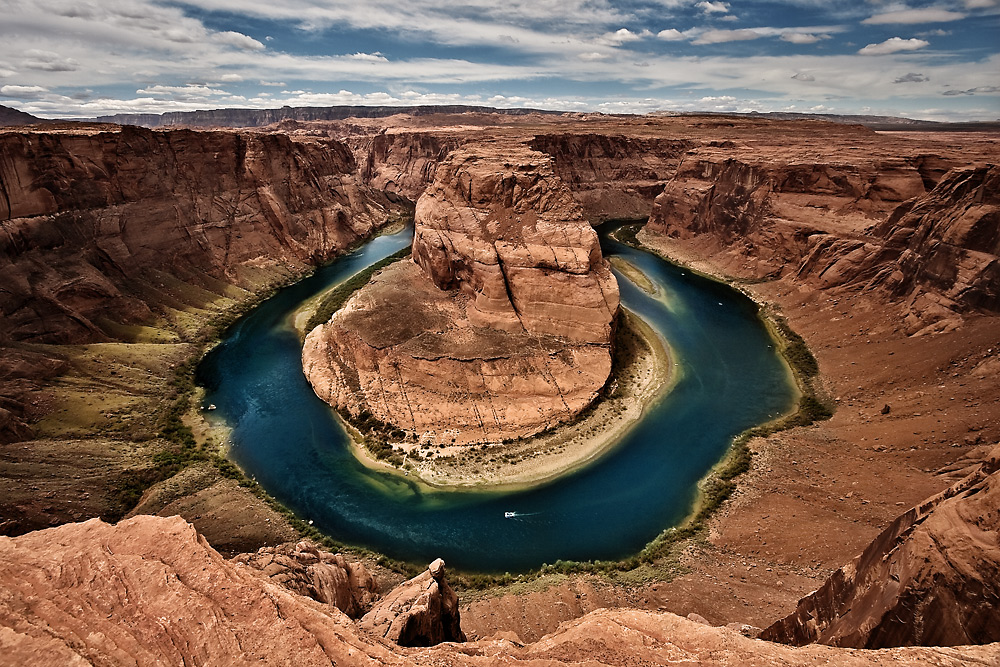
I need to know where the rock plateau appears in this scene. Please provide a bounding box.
[303,143,619,445]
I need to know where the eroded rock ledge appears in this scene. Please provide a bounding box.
[303,143,619,446]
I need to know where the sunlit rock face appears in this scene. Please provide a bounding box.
[303,143,619,445]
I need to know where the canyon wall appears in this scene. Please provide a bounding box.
[303,143,619,445]
[1,514,996,666]
[761,445,1000,648]
[646,154,998,331]
[528,133,691,221]
[349,131,462,201]
[0,125,398,443]
[0,125,395,345]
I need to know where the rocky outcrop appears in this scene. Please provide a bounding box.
[761,445,1000,648]
[1,514,996,666]
[793,164,999,331]
[359,558,465,646]
[0,515,404,665]
[0,104,44,126]
[650,158,772,242]
[0,125,396,345]
[350,131,462,201]
[233,540,378,618]
[646,154,998,329]
[303,143,619,445]
[529,134,691,221]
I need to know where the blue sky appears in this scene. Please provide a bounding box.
[0,0,997,120]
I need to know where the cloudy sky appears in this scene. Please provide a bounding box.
[1,0,997,121]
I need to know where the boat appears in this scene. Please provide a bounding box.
[504,511,516,518]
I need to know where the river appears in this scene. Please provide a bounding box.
[196,221,797,572]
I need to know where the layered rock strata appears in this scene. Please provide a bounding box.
[761,445,1000,648]
[360,558,466,646]
[0,126,395,345]
[233,540,378,618]
[303,144,619,445]
[647,157,999,331]
[528,133,692,221]
[0,125,397,443]
[1,514,996,666]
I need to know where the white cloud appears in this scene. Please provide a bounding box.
[858,37,930,55]
[964,0,999,7]
[21,49,79,72]
[792,72,816,81]
[136,84,227,99]
[212,31,266,51]
[693,29,763,45]
[781,33,828,44]
[0,84,48,98]
[657,28,688,41]
[697,1,730,14]
[219,73,244,82]
[346,52,389,62]
[578,51,609,61]
[863,8,966,25]
[602,28,643,46]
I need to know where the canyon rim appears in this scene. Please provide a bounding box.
[0,105,999,665]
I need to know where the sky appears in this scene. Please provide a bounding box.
[0,0,997,121]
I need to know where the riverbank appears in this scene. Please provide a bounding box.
[342,307,673,489]
[460,224,1000,638]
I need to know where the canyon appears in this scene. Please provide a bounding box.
[0,106,998,664]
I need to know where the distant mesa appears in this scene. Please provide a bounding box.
[0,104,46,126]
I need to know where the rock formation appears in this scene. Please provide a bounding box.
[646,154,999,330]
[0,124,399,442]
[761,445,1000,647]
[1,514,996,665]
[528,133,691,221]
[303,143,619,445]
[350,131,461,201]
[794,164,1000,330]
[232,540,378,618]
[359,558,466,646]
[0,125,395,345]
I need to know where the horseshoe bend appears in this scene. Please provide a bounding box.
[1,106,999,665]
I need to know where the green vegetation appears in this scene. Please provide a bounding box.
[305,246,412,333]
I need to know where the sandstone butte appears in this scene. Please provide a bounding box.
[303,143,619,445]
[1,107,999,665]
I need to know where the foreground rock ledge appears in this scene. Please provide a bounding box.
[1,515,997,666]
[303,143,620,445]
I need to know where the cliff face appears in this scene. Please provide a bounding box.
[349,131,462,201]
[761,446,1000,648]
[529,133,691,221]
[646,155,998,331]
[793,164,999,331]
[303,143,619,445]
[0,126,395,345]
[1,514,995,666]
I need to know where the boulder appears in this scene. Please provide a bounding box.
[359,558,466,646]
